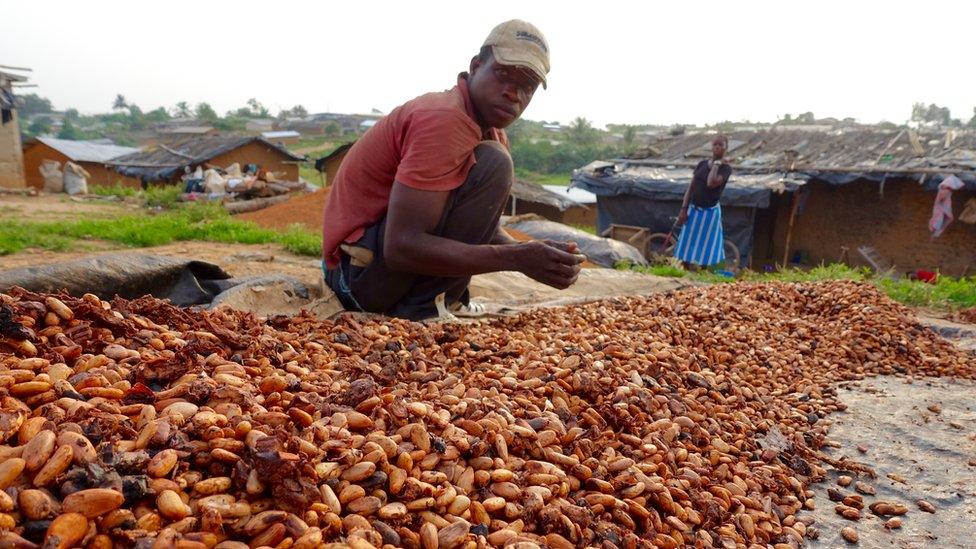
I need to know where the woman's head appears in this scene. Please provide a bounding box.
[712,135,728,159]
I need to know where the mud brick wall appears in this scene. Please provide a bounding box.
[774,179,976,276]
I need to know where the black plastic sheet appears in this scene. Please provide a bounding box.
[0,254,234,307]
[503,216,646,268]
[594,196,756,264]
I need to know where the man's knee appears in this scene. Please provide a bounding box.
[472,141,514,193]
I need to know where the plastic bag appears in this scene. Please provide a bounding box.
[224,163,243,178]
[502,214,646,268]
[203,169,227,194]
[39,160,63,193]
[63,162,90,195]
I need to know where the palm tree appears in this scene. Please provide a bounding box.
[246,98,269,118]
[113,94,128,111]
[173,101,191,118]
[195,102,219,123]
[569,116,596,145]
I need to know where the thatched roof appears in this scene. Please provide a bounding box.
[623,127,976,179]
[109,136,305,182]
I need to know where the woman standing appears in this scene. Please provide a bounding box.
[674,135,733,268]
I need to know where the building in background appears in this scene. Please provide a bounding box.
[0,67,30,188]
[261,130,301,145]
[507,180,596,227]
[574,128,976,275]
[157,126,219,139]
[109,136,306,185]
[314,142,354,186]
[22,137,140,189]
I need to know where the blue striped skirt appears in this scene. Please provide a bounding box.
[674,204,726,266]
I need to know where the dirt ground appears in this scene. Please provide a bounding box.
[808,376,976,548]
[0,194,141,223]
[237,188,330,232]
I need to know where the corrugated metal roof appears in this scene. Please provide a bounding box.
[32,137,139,163]
[262,130,300,139]
[108,136,307,182]
[109,136,305,168]
[0,70,29,83]
[159,126,215,134]
[542,184,596,205]
[623,127,976,175]
[511,180,584,211]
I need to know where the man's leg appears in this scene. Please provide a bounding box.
[386,141,513,318]
[326,141,513,319]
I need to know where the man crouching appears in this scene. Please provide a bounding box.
[322,20,584,320]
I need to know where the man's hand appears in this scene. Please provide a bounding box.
[513,240,584,289]
[542,240,580,254]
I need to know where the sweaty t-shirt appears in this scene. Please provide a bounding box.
[689,159,732,208]
[321,74,509,268]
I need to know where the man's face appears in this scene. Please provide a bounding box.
[712,139,727,159]
[468,55,539,129]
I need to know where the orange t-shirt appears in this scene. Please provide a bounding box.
[321,74,509,268]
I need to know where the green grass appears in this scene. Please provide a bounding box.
[300,165,324,184]
[516,169,572,186]
[878,277,976,308]
[88,184,141,198]
[277,225,323,256]
[0,203,322,257]
[642,264,688,278]
[86,184,185,210]
[142,186,184,209]
[290,135,334,151]
[616,261,976,310]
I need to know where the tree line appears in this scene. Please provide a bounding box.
[17,93,316,143]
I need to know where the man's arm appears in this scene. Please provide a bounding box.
[491,225,520,245]
[383,182,583,288]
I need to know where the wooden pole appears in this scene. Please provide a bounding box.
[781,191,802,266]
[224,194,291,214]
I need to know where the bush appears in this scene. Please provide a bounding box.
[510,139,619,175]
[88,184,140,198]
[143,186,183,209]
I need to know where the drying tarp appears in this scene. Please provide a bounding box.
[0,254,234,307]
[570,163,784,264]
[502,215,646,267]
[594,196,757,265]
[115,165,184,182]
[571,163,804,209]
[800,170,976,191]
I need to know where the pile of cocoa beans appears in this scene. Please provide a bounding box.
[0,281,972,549]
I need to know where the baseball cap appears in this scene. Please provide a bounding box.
[482,20,550,89]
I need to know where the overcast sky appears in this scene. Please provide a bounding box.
[5,1,974,128]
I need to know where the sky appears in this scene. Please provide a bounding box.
[4,0,974,128]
